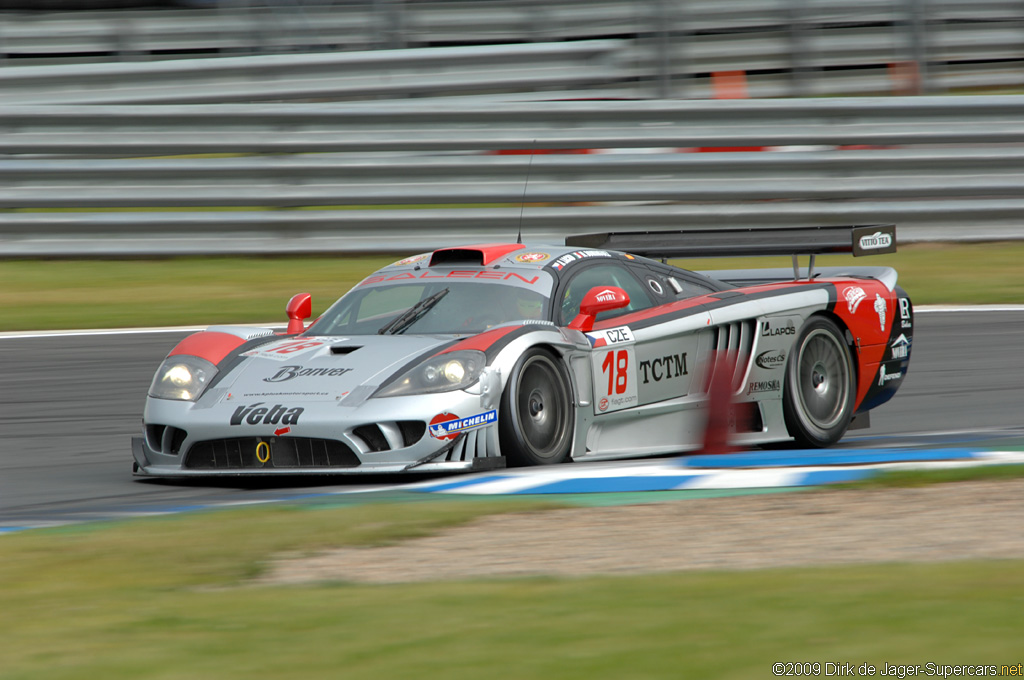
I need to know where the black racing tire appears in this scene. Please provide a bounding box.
[498,347,574,466]
[782,316,855,448]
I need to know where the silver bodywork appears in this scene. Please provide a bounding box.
[133,242,907,476]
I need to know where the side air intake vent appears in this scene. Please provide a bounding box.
[705,320,756,394]
[352,424,389,452]
[397,420,426,447]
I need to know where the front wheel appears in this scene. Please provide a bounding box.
[499,348,574,466]
[782,316,855,447]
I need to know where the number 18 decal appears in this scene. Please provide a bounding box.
[241,338,328,362]
[591,345,638,413]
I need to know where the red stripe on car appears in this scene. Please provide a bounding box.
[591,295,713,330]
[437,325,523,355]
[168,331,247,365]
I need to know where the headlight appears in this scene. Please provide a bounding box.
[374,350,485,398]
[148,355,218,401]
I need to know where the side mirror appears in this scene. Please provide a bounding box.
[567,286,630,332]
[286,293,312,334]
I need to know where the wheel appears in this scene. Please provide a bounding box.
[782,316,855,447]
[499,348,574,466]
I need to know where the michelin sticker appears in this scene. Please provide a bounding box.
[874,294,887,331]
[428,410,497,440]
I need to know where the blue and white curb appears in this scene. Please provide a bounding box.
[4,449,1022,534]
[408,449,1024,496]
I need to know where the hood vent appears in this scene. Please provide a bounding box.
[429,243,524,267]
[331,345,361,355]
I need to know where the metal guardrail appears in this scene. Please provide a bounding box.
[2,0,1024,100]
[3,96,1024,256]
[6,96,1024,153]
[0,40,626,105]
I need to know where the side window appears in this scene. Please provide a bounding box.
[559,263,654,325]
[632,266,671,304]
[666,275,718,298]
[638,263,720,299]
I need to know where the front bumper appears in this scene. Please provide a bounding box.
[134,377,507,477]
[131,435,505,476]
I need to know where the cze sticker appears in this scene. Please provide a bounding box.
[428,410,497,440]
[586,325,634,348]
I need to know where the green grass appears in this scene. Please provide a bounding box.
[837,462,1024,489]
[2,242,1023,331]
[1,499,1021,680]
[0,255,395,331]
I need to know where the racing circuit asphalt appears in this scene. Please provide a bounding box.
[1,309,1023,530]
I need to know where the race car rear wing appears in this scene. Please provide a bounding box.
[565,224,896,280]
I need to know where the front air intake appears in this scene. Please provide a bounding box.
[146,424,188,455]
[184,437,360,469]
[351,421,427,452]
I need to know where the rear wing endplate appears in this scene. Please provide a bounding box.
[565,224,896,280]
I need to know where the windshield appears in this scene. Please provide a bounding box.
[307,275,554,336]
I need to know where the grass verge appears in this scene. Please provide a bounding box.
[836,462,1024,489]
[2,242,1023,331]
[1,498,1021,680]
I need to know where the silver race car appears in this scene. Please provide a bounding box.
[132,225,912,476]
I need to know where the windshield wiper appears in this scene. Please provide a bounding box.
[377,287,449,335]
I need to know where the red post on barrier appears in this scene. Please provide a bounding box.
[888,61,921,96]
[711,70,748,99]
[701,350,737,455]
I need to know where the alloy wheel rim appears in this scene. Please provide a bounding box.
[516,356,567,458]
[796,328,850,431]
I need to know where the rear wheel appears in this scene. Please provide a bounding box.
[783,316,855,447]
[499,348,574,466]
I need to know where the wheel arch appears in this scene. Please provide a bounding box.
[487,330,582,403]
[805,309,860,391]
[497,342,578,466]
